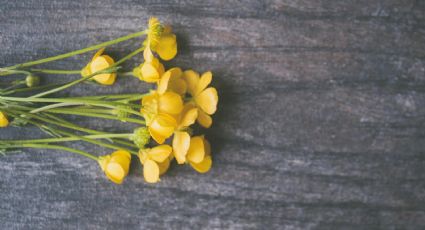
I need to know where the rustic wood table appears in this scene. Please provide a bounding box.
[1,1,424,229]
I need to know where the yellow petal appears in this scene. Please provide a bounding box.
[0,112,9,127]
[204,138,211,156]
[143,159,160,183]
[156,34,177,61]
[148,113,177,144]
[196,110,212,128]
[179,105,198,128]
[187,136,205,164]
[110,150,131,176]
[90,56,109,72]
[143,46,154,63]
[105,162,126,184]
[81,64,91,77]
[138,150,149,165]
[157,67,183,94]
[141,63,160,83]
[172,131,190,164]
[195,87,218,115]
[157,70,171,94]
[182,70,199,96]
[158,92,183,115]
[171,78,187,95]
[158,158,170,175]
[90,56,116,85]
[190,155,212,173]
[92,48,105,60]
[158,63,165,77]
[97,155,111,172]
[195,71,212,95]
[148,145,172,162]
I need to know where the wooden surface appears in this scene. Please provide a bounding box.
[1,1,425,229]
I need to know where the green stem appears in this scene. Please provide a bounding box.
[1,30,147,71]
[28,47,144,98]
[1,143,98,161]
[30,69,82,75]
[45,108,145,125]
[1,96,144,116]
[3,108,138,148]
[28,67,120,98]
[0,133,132,144]
[1,83,64,95]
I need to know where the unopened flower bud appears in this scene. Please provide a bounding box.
[25,74,40,87]
[131,127,150,148]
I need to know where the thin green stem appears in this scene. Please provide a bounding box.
[30,69,82,75]
[6,143,98,161]
[0,133,132,144]
[28,67,120,98]
[28,47,144,98]
[1,83,64,95]
[45,108,145,125]
[1,30,147,71]
[3,108,138,148]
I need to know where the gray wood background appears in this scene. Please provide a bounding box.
[1,0,425,229]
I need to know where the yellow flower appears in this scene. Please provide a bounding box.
[146,17,177,61]
[157,67,187,95]
[141,90,184,123]
[98,150,131,184]
[152,25,177,61]
[81,48,116,85]
[133,47,165,83]
[172,103,198,164]
[182,70,218,128]
[0,111,9,127]
[187,136,212,173]
[141,90,184,144]
[138,145,172,183]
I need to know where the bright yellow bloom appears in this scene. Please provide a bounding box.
[81,48,116,85]
[187,136,212,173]
[172,103,198,164]
[141,90,184,144]
[157,67,187,95]
[133,47,165,83]
[153,25,177,61]
[98,150,131,184]
[146,17,177,61]
[182,70,218,128]
[138,145,172,183]
[0,111,9,127]
[141,90,184,123]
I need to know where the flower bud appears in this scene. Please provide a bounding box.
[131,127,150,148]
[25,74,40,87]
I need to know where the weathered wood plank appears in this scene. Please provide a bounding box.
[0,0,424,229]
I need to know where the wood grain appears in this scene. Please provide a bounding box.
[0,0,424,229]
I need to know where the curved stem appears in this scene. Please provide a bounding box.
[1,30,147,71]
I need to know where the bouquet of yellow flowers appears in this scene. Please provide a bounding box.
[0,17,218,184]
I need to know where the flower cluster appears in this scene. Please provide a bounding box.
[0,17,218,185]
